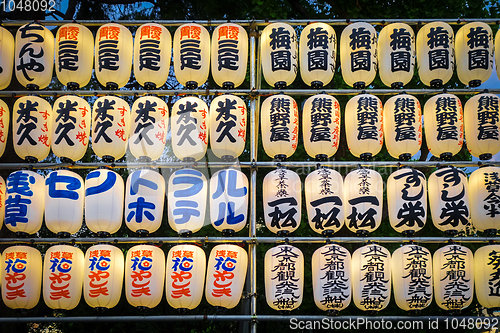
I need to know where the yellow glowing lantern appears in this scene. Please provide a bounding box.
[0,26,14,90]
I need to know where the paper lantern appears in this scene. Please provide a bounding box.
[0,99,10,157]
[0,26,14,90]
[263,168,301,235]
[475,244,500,309]
[456,22,493,87]
[392,244,432,311]
[206,244,247,309]
[0,176,5,229]
[5,170,44,235]
[209,94,247,159]
[134,23,171,89]
[383,94,422,160]
[165,244,206,310]
[260,22,297,88]
[13,96,52,163]
[265,244,304,311]
[209,168,248,233]
[424,93,463,160]
[129,95,169,161]
[299,22,336,88]
[428,167,469,235]
[170,96,209,162]
[416,21,454,88]
[261,94,298,160]
[2,245,42,309]
[496,29,500,81]
[95,23,132,89]
[433,244,474,311]
[173,23,210,89]
[345,93,383,160]
[211,23,248,88]
[302,94,341,160]
[305,168,344,235]
[84,244,124,309]
[125,244,165,308]
[51,95,91,163]
[44,169,84,236]
[125,169,165,235]
[168,168,208,235]
[464,93,500,160]
[312,243,351,312]
[15,22,54,90]
[352,243,391,311]
[84,169,124,236]
[43,244,84,310]
[340,22,377,89]
[378,23,415,88]
[469,166,500,234]
[91,95,130,162]
[344,168,383,235]
[55,23,94,89]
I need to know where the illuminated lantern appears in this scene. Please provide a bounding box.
[91,95,130,162]
[261,94,298,160]
[44,169,84,236]
[260,22,297,88]
[433,244,474,311]
[0,176,5,229]
[129,96,169,161]
[344,168,383,235]
[416,21,454,88]
[464,93,500,160]
[205,244,247,309]
[168,168,208,235]
[0,27,14,90]
[2,245,42,309]
[171,96,209,162]
[428,167,469,235]
[469,166,500,234]
[387,168,427,235]
[302,94,341,160]
[496,29,500,81]
[456,22,493,87]
[84,169,124,236]
[43,244,84,310]
[305,168,344,236]
[13,96,52,163]
[423,93,463,160]
[125,169,165,235]
[475,244,500,308]
[0,99,10,157]
[299,22,336,88]
[265,244,304,311]
[173,23,210,89]
[84,244,124,309]
[392,244,432,311]
[125,244,165,308]
[383,94,422,161]
[312,243,351,312]
[209,169,248,234]
[134,23,171,89]
[340,22,377,89]
[263,168,301,235]
[209,94,247,159]
[165,244,206,310]
[51,95,91,163]
[55,23,94,89]
[211,23,248,89]
[345,93,383,160]
[15,22,54,90]
[5,170,44,235]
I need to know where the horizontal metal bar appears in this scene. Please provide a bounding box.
[0,237,253,245]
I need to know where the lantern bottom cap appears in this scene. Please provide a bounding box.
[183,157,196,163]
[67,82,80,90]
[94,307,109,313]
[353,82,366,89]
[391,82,404,89]
[277,230,290,237]
[15,231,30,238]
[315,154,328,162]
[97,231,111,238]
[356,230,370,237]
[274,81,287,89]
[359,153,373,161]
[274,154,287,162]
[469,80,482,88]
[444,229,459,237]
[177,308,189,314]
[222,229,236,237]
[430,79,443,89]
[402,230,416,237]
[326,309,339,316]
[484,229,497,237]
[25,156,38,164]
[60,157,74,164]
[399,153,412,161]
[480,153,493,160]
[439,152,453,161]
[322,229,335,237]
[221,155,236,162]
[185,81,198,89]
[57,232,71,238]
[144,82,157,90]
[222,82,235,89]
[136,229,150,237]
[26,84,40,91]
[101,155,116,163]
[138,156,152,163]
[311,81,323,89]
[179,230,193,237]
[105,82,119,90]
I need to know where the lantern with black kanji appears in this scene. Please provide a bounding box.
[173,23,210,89]
[469,166,500,235]
[300,22,336,88]
[95,23,133,89]
[260,22,297,89]
[55,23,94,90]
[0,26,14,90]
[345,93,383,160]
[475,244,500,309]
[134,23,171,89]
[302,94,341,160]
[416,21,454,88]
[211,23,248,89]
[0,99,10,157]
[456,22,493,87]
[496,28,500,81]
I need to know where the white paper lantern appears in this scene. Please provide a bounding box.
[475,244,500,309]
[0,26,14,90]
[0,175,5,230]
[469,166,500,234]
[0,99,10,157]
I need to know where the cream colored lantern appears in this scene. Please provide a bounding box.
[0,175,5,230]
[469,166,500,234]
[0,99,10,157]
[475,244,500,309]
[0,26,14,90]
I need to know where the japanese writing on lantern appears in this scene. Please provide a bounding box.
[393,97,416,142]
[487,249,500,297]
[54,99,77,146]
[477,95,499,140]
[16,100,49,147]
[347,169,379,230]
[87,249,112,298]
[271,246,300,310]
[269,27,296,73]
[212,170,247,227]
[389,28,412,73]
[310,97,333,143]
[311,169,342,230]
[435,96,459,141]
[356,96,379,141]
[215,98,238,143]
[45,171,81,200]
[93,99,114,143]
[359,245,388,310]
[126,171,158,224]
[170,249,194,299]
[467,26,491,70]
[349,27,374,72]
[393,169,426,229]
[483,171,500,218]
[17,24,46,82]
[427,26,450,70]
[0,105,6,143]
[5,172,35,227]
[319,245,349,309]
[440,245,470,309]
[4,251,28,300]
[212,249,238,298]
[48,251,73,300]
[402,246,432,308]
[98,26,121,72]
[218,26,240,71]
[268,170,298,230]
[306,27,334,72]
[171,169,205,226]
[176,100,206,146]
[58,26,80,72]
[179,25,202,70]
[269,97,291,142]
[435,168,469,228]
[129,249,153,297]
[85,170,117,197]
[133,100,157,146]
[138,25,162,72]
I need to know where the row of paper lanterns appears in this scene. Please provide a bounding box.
[0,20,498,91]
